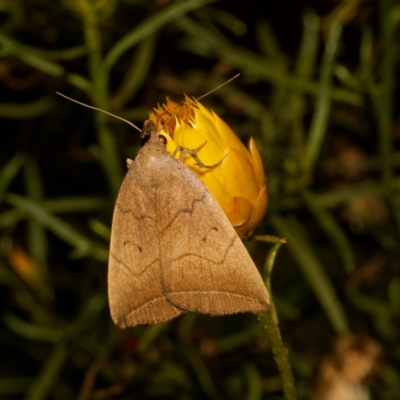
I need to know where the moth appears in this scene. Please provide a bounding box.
[108,119,270,328]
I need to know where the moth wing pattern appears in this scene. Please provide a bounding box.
[108,167,182,328]
[156,160,270,315]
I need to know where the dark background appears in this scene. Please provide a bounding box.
[0,0,399,399]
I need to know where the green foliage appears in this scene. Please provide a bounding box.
[0,0,399,399]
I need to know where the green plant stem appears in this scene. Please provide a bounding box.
[301,190,355,274]
[105,0,215,71]
[378,0,400,248]
[24,159,53,303]
[76,0,107,107]
[304,20,342,172]
[263,243,283,315]
[257,243,297,400]
[177,16,361,106]
[0,33,90,92]
[252,235,286,244]
[257,311,296,400]
[76,0,122,197]
[270,214,350,335]
[0,98,53,119]
[378,0,394,187]
[24,343,68,400]
[6,194,109,261]
[111,34,158,111]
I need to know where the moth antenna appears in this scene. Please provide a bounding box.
[56,92,142,133]
[160,73,240,131]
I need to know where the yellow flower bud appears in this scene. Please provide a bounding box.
[149,96,267,240]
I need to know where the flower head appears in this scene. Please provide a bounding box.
[149,96,267,240]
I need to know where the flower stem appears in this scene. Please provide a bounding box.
[257,310,297,400]
[253,235,286,244]
[256,242,297,400]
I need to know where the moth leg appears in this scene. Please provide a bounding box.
[172,142,206,160]
[173,142,226,169]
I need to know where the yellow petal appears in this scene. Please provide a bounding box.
[248,137,266,190]
[246,185,268,238]
[149,96,268,240]
[220,146,259,199]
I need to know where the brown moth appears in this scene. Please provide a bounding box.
[108,119,270,328]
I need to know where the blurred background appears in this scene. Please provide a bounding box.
[0,0,399,399]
